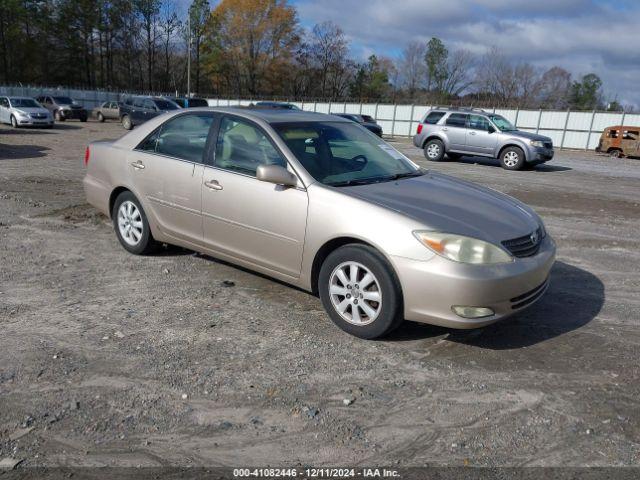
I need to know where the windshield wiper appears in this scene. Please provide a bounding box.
[327,170,425,187]
[326,177,385,187]
[387,170,425,181]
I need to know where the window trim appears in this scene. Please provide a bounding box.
[134,111,217,165]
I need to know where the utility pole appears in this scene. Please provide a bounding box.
[187,12,191,98]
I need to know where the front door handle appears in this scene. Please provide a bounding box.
[204,179,223,191]
[469,131,477,135]
[442,127,448,131]
[131,160,145,170]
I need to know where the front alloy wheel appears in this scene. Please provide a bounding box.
[329,261,382,326]
[500,146,525,170]
[319,244,404,339]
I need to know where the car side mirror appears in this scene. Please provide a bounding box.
[488,125,496,133]
[256,164,298,187]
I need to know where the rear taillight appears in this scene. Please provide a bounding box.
[84,146,90,166]
[417,124,423,134]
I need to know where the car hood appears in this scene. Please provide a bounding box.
[13,107,50,115]
[339,172,540,243]
[508,130,552,142]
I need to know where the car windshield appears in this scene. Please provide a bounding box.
[488,114,516,131]
[274,121,422,186]
[11,98,39,108]
[53,96,74,104]
[155,99,179,110]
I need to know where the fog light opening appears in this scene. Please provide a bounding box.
[452,306,495,319]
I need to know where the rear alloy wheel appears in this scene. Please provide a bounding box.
[97,112,105,122]
[609,149,623,158]
[319,244,403,339]
[122,115,132,130]
[500,146,526,170]
[10,115,18,128]
[423,139,445,162]
[112,191,158,255]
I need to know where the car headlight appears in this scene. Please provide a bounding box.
[530,140,545,148]
[413,231,513,264]
[15,110,28,117]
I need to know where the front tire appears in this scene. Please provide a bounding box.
[10,115,18,128]
[122,115,132,130]
[55,110,65,122]
[112,191,158,255]
[319,244,403,339]
[97,112,105,122]
[500,146,526,170]
[423,139,446,162]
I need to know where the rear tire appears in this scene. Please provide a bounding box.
[319,244,404,339]
[122,115,132,130]
[423,139,445,162]
[112,191,158,255]
[609,149,623,158]
[500,146,526,170]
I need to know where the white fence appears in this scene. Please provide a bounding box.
[209,98,640,151]
[2,85,638,150]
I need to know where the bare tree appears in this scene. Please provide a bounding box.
[308,21,349,98]
[442,49,473,97]
[399,40,426,95]
[537,66,572,108]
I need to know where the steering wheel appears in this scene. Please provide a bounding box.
[350,154,368,171]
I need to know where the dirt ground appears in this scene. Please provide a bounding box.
[0,120,639,470]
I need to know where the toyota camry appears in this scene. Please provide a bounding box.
[83,108,555,339]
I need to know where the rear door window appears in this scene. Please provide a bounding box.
[133,98,145,108]
[136,113,215,163]
[424,111,446,125]
[445,113,468,128]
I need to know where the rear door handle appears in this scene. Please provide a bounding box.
[442,127,448,131]
[130,160,145,170]
[469,131,476,135]
[204,179,223,191]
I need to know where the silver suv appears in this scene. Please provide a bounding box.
[413,108,554,170]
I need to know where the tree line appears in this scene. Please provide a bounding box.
[0,0,630,111]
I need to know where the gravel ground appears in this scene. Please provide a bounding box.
[0,121,639,469]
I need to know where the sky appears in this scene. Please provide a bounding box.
[179,0,640,107]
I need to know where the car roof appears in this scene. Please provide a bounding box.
[184,106,351,124]
[7,96,35,100]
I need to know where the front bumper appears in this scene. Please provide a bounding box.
[17,116,53,126]
[390,235,556,329]
[528,146,554,164]
[59,109,87,120]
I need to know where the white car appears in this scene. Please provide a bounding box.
[0,96,54,128]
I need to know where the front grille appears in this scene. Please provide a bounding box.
[510,278,549,310]
[502,227,543,258]
[543,141,553,149]
[30,113,46,119]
